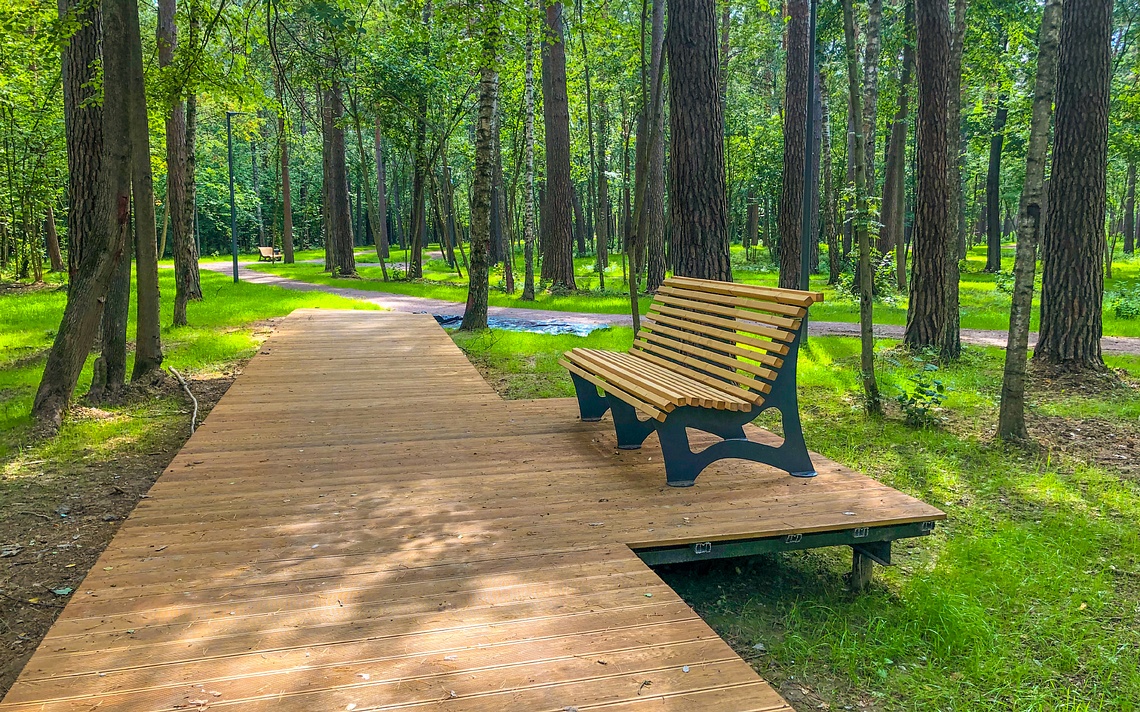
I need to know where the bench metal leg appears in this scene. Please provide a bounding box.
[570,373,610,422]
[608,398,656,450]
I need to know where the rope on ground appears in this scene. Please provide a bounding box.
[168,367,198,434]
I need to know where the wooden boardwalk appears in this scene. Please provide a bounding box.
[2,311,944,711]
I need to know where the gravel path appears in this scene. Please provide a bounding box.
[200,261,1140,355]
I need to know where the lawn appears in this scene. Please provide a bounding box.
[249,242,1140,338]
[454,327,1140,711]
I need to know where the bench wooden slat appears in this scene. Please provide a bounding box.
[649,303,795,345]
[633,330,778,382]
[643,312,791,357]
[637,320,785,369]
[601,351,751,411]
[652,294,801,341]
[559,360,667,422]
[656,287,803,330]
[666,276,822,310]
[635,340,773,398]
[631,348,767,407]
[571,349,705,409]
[564,350,681,412]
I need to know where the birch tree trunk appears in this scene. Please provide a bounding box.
[522,9,538,301]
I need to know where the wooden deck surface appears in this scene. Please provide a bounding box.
[2,310,944,711]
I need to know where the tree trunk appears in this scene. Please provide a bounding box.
[93,226,131,401]
[879,0,914,267]
[842,0,882,414]
[59,0,102,289]
[181,86,202,296]
[251,136,266,247]
[668,0,731,281]
[821,68,840,285]
[643,0,667,292]
[125,0,163,381]
[948,0,967,261]
[985,93,1008,272]
[461,5,499,331]
[1034,0,1112,372]
[778,0,808,289]
[374,119,390,260]
[539,0,576,289]
[34,0,133,429]
[596,94,610,290]
[45,204,64,272]
[862,0,883,189]
[904,0,954,358]
[1123,162,1135,254]
[491,81,513,292]
[280,103,295,263]
[321,82,357,277]
[522,9,538,301]
[348,91,389,282]
[998,0,1061,441]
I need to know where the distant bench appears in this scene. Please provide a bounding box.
[560,275,823,487]
[258,246,283,263]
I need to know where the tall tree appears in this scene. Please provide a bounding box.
[777,0,809,289]
[1124,162,1136,254]
[58,0,102,289]
[843,0,882,414]
[641,0,667,292]
[596,94,610,290]
[461,0,499,331]
[521,6,538,301]
[540,0,576,289]
[278,76,295,264]
[905,0,955,358]
[126,0,163,380]
[1035,0,1113,371]
[33,0,134,428]
[862,0,883,188]
[984,91,1009,272]
[321,81,356,277]
[998,0,1061,441]
[942,0,966,358]
[821,68,840,286]
[880,0,914,289]
[374,119,389,260]
[667,0,730,280]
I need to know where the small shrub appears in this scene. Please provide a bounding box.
[891,357,949,428]
[1109,287,1140,320]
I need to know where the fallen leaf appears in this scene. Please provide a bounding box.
[51,587,73,596]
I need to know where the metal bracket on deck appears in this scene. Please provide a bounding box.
[851,540,892,566]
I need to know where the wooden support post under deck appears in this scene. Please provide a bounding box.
[850,548,875,591]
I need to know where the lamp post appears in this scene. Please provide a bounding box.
[226,111,247,283]
[798,0,819,337]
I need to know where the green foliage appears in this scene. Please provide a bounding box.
[1108,286,1140,320]
[890,355,949,428]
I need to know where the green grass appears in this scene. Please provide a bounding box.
[250,242,1140,338]
[0,269,378,476]
[453,329,1140,710]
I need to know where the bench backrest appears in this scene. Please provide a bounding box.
[258,246,276,257]
[633,276,823,404]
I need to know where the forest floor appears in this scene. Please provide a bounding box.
[210,255,1140,354]
[0,272,376,694]
[4,271,1140,709]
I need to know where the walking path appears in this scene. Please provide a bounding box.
[200,261,1140,355]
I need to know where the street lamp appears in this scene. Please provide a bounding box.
[226,111,248,283]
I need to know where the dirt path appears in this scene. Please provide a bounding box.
[199,261,1140,355]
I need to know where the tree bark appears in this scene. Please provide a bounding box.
[280,100,295,263]
[904,0,954,358]
[642,0,667,292]
[321,82,357,277]
[34,0,133,429]
[668,0,730,281]
[862,0,883,189]
[842,0,882,414]
[821,68,840,285]
[539,0,576,289]
[778,0,809,289]
[348,91,389,282]
[125,0,163,381]
[461,2,499,331]
[948,0,967,260]
[374,119,390,260]
[93,225,131,400]
[879,0,914,270]
[59,0,102,289]
[45,204,64,272]
[998,0,1061,441]
[1034,0,1112,371]
[984,93,1009,272]
[596,94,610,290]
[1123,162,1135,254]
[522,9,538,300]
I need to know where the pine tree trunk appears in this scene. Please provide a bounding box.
[642,0,667,292]
[251,136,266,247]
[948,0,967,260]
[539,0,576,289]
[522,9,538,301]
[842,0,882,414]
[998,0,1061,441]
[904,0,954,357]
[985,93,1008,272]
[45,204,64,272]
[1123,162,1135,254]
[596,94,610,290]
[181,86,202,297]
[59,0,102,289]
[321,82,357,277]
[34,0,133,429]
[668,0,730,281]
[461,4,499,331]
[125,0,163,380]
[348,91,390,282]
[821,69,841,285]
[778,0,808,289]
[374,120,390,260]
[941,0,966,358]
[280,104,295,263]
[879,0,914,265]
[94,228,131,400]
[1034,0,1112,372]
[862,0,883,190]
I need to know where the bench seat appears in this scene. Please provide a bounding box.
[561,275,823,487]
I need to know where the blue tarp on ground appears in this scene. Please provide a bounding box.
[432,313,602,337]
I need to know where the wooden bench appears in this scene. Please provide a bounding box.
[257,245,282,263]
[559,275,824,487]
